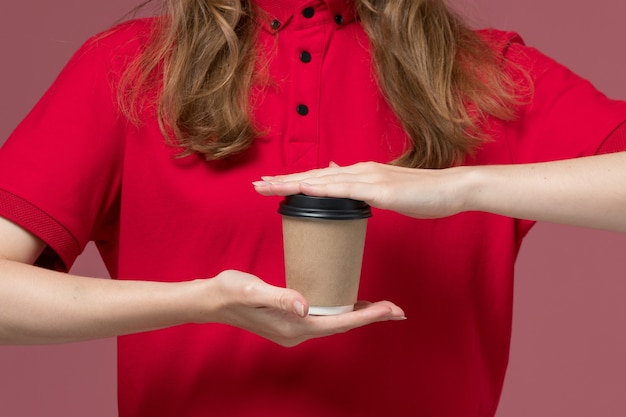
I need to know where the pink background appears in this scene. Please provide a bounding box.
[1,1,625,416]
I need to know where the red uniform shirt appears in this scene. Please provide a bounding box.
[1,0,626,416]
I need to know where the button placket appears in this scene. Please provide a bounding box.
[284,12,329,171]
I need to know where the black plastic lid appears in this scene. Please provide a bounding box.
[278,194,372,220]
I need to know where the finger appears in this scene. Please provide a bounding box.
[354,300,406,320]
[254,174,374,200]
[261,165,352,183]
[297,180,380,204]
[253,162,373,196]
[305,301,406,336]
[252,180,302,196]
[246,282,310,318]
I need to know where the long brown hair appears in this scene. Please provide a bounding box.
[120,0,525,168]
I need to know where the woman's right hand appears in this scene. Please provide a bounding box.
[0,216,404,347]
[191,270,406,347]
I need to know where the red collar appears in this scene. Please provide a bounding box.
[254,0,357,30]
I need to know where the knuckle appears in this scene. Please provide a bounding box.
[355,161,370,171]
[275,292,292,311]
[242,283,257,297]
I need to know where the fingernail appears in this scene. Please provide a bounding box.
[391,316,407,321]
[293,300,306,317]
[252,181,267,187]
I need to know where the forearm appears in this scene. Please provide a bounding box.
[256,153,626,232]
[462,152,626,232]
[0,259,205,345]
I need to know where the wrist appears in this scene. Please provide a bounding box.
[177,278,221,325]
[446,165,484,214]
[455,163,522,217]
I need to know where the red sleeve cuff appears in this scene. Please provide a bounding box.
[0,189,80,272]
[597,120,626,154]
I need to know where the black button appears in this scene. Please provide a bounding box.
[334,14,344,24]
[302,7,315,18]
[296,104,309,116]
[270,19,281,30]
[299,51,312,63]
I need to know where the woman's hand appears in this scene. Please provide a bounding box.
[254,161,469,219]
[255,152,626,232]
[193,270,406,347]
[0,215,405,346]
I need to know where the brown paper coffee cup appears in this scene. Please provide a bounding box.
[278,195,371,315]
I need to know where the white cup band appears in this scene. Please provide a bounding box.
[308,305,355,316]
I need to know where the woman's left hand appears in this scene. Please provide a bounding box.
[253,161,469,219]
[255,153,626,233]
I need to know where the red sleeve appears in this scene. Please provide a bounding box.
[501,36,626,162]
[0,23,146,271]
[596,121,626,154]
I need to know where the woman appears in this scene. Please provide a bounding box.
[1,1,625,416]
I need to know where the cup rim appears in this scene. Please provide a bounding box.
[278,194,372,220]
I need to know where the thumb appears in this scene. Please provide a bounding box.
[278,288,309,318]
[254,283,309,318]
